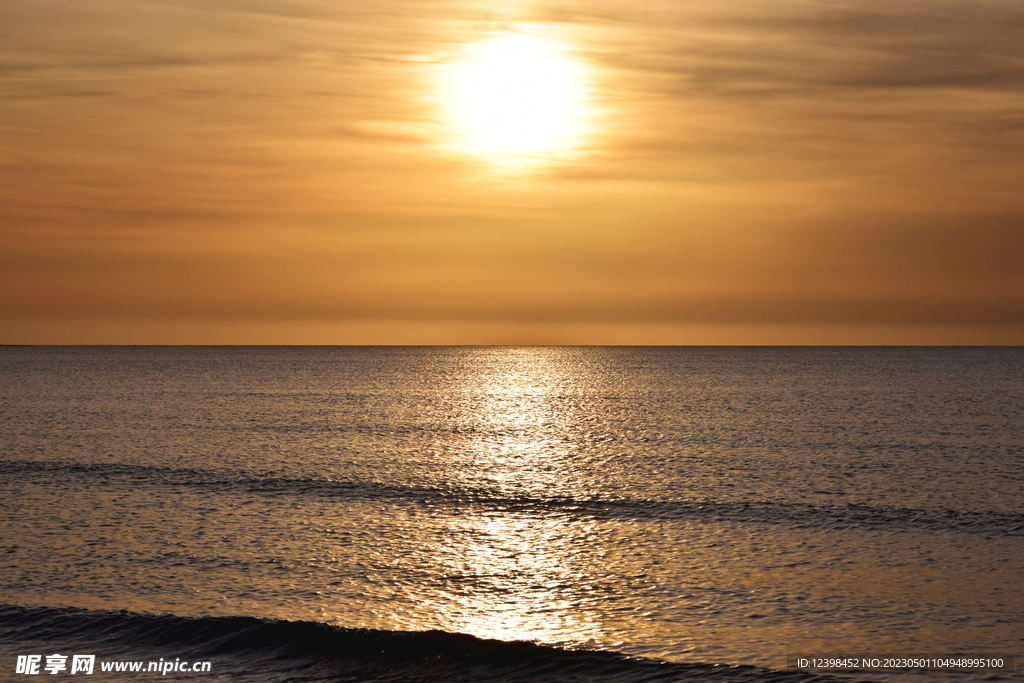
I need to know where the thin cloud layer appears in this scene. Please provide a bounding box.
[1,0,1022,343]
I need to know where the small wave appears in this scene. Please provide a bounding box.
[5,459,1022,537]
[0,604,845,682]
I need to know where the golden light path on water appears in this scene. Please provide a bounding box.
[438,513,606,646]
[437,33,594,170]
[427,350,609,647]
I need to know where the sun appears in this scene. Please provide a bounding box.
[440,34,591,166]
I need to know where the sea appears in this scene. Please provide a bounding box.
[1,346,1021,682]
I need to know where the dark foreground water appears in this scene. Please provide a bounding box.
[1,347,1021,682]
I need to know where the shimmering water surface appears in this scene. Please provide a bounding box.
[1,347,1022,682]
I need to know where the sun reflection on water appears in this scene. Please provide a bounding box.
[445,348,592,498]
[438,511,606,646]
[429,349,608,646]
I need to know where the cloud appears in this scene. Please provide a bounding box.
[555,0,1024,93]
[1,0,1022,341]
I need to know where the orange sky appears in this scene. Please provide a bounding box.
[2,0,1022,344]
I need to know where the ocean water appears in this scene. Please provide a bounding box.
[1,346,1021,682]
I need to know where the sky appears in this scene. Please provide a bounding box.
[2,0,1023,344]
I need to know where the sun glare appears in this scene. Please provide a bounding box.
[441,34,591,167]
